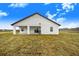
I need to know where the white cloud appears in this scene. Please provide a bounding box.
[0,10,8,17]
[57,9,61,12]
[59,13,66,17]
[67,22,79,28]
[0,25,12,29]
[9,3,28,8]
[45,11,66,23]
[46,11,57,20]
[45,4,76,20]
[59,22,79,28]
[55,3,76,17]
[45,3,78,28]
[56,17,66,23]
[62,3,75,12]
[56,18,79,29]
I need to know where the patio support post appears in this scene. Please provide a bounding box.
[13,26,16,35]
[19,27,22,34]
[27,26,30,34]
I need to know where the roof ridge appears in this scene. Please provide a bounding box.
[11,13,60,26]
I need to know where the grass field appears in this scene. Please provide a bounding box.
[0,31,79,56]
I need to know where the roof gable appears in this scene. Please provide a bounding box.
[11,13,60,26]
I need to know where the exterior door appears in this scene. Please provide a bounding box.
[34,27,41,34]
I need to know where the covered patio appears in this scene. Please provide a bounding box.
[13,26,41,35]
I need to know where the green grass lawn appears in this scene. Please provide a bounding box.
[0,31,79,56]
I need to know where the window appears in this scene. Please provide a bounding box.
[21,28,24,31]
[50,27,53,32]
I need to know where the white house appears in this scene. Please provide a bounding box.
[11,13,60,35]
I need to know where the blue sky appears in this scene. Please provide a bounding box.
[0,3,79,29]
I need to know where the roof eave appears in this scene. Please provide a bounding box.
[11,13,61,26]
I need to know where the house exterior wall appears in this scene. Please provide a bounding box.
[14,14,59,34]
